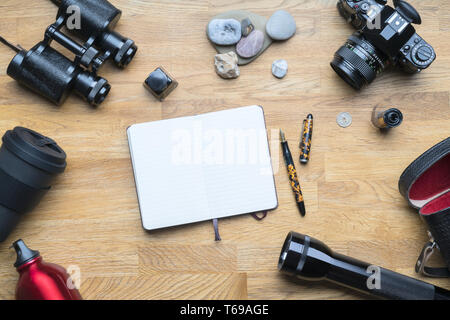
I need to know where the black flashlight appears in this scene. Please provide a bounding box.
[278,232,450,300]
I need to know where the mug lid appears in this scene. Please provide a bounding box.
[2,127,67,173]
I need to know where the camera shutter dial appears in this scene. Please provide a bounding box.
[412,44,435,66]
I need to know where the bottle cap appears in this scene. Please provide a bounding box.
[12,239,40,268]
[383,108,403,128]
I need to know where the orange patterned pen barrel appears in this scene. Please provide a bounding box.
[280,130,306,217]
[299,114,313,164]
[287,164,304,204]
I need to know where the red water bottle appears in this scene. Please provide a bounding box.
[12,239,82,300]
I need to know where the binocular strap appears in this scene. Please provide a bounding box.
[417,209,450,278]
[416,240,450,278]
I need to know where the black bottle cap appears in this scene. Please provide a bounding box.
[383,108,403,128]
[12,239,40,268]
[2,127,67,174]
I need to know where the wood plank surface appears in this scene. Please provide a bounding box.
[0,0,449,300]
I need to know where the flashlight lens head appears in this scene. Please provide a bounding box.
[278,232,306,274]
[278,232,333,280]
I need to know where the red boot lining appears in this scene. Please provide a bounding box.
[421,191,450,215]
[409,154,450,201]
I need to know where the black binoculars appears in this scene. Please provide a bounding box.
[5,0,137,106]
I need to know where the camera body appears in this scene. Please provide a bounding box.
[332,0,436,89]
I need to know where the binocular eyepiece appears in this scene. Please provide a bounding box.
[55,0,138,69]
[4,0,137,107]
[279,231,450,300]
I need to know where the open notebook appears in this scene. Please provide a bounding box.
[127,105,278,231]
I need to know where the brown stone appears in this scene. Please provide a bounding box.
[214,52,240,79]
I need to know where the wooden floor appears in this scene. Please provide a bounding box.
[0,0,449,300]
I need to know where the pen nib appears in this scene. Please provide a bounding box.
[279,129,286,142]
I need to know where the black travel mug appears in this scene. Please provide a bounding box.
[0,127,67,241]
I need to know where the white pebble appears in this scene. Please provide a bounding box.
[272,59,288,79]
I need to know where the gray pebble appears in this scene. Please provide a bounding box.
[236,30,264,58]
[207,19,241,45]
[241,18,254,37]
[272,59,288,78]
[266,10,296,41]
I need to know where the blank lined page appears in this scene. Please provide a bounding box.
[127,105,278,231]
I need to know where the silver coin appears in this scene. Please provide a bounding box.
[337,112,352,128]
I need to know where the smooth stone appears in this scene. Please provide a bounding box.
[208,10,273,65]
[241,17,254,37]
[272,59,288,78]
[214,52,240,79]
[147,69,169,93]
[266,10,296,41]
[207,19,241,45]
[236,30,264,58]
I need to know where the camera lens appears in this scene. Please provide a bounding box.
[331,33,387,89]
[0,127,66,241]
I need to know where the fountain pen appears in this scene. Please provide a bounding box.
[280,129,306,216]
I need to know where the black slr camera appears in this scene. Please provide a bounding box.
[331,0,436,89]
